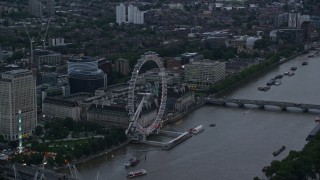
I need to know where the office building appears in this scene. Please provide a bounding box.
[0,69,37,141]
[28,0,42,18]
[33,49,62,68]
[47,0,55,17]
[184,60,225,90]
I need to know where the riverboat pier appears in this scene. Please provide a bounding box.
[138,130,192,150]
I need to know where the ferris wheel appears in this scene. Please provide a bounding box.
[125,52,168,141]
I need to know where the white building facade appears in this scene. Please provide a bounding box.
[116,3,126,25]
[184,60,226,89]
[0,69,37,141]
[116,4,144,25]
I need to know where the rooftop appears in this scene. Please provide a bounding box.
[3,69,30,75]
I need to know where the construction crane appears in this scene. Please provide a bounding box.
[23,23,34,68]
[41,20,50,50]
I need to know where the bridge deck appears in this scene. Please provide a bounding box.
[206,98,320,112]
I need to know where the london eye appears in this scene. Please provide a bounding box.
[125,52,168,141]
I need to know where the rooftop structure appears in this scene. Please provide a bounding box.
[68,56,107,94]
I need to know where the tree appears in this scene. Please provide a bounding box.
[55,153,65,166]
[63,117,75,131]
[0,134,6,143]
[253,39,270,50]
[35,126,43,136]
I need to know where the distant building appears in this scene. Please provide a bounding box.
[166,85,195,113]
[46,0,55,17]
[184,60,225,90]
[116,3,126,25]
[181,52,203,65]
[274,13,288,27]
[33,49,61,68]
[68,56,107,94]
[97,58,112,75]
[116,4,144,25]
[0,50,13,62]
[0,69,37,141]
[87,101,157,130]
[288,12,299,28]
[166,57,183,69]
[28,0,42,18]
[114,58,130,75]
[42,93,91,121]
[310,16,320,29]
[287,13,310,28]
[269,29,303,44]
[128,4,144,24]
[49,38,65,47]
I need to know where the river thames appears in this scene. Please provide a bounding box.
[76,52,319,180]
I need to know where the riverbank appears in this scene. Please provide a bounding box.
[55,140,129,172]
[165,100,205,124]
[212,49,310,98]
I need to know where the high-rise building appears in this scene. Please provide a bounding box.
[116,3,126,25]
[0,69,37,141]
[47,0,55,17]
[128,4,144,24]
[127,4,136,23]
[28,0,42,18]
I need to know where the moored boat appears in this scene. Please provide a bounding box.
[274,80,281,86]
[192,125,204,134]
[315,116,320,122]
[290,66,297,71]
[127,169,147,178]
[272,146,286,156]
[209,123,216,127]
[125,157,140,168]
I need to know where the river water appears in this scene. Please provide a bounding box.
[76,52,319,180]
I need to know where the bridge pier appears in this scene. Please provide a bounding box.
[280,107,287,111]
[302,108,309,113]
[258,105,264,109]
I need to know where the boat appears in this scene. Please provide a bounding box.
[315,116,320,122]
[302,62,308,65]
[266,79,275,86]
[290,66,297,71]
[209,123,216,127]
[274,80,281,86]
[125,157,140,168]
[274,75,283,79]
[127,169,147,178]
[283,72,290,76]
[258,86,270,91]
[192,125,204,134]
[272,146,286,156]
[288,72,295,76]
